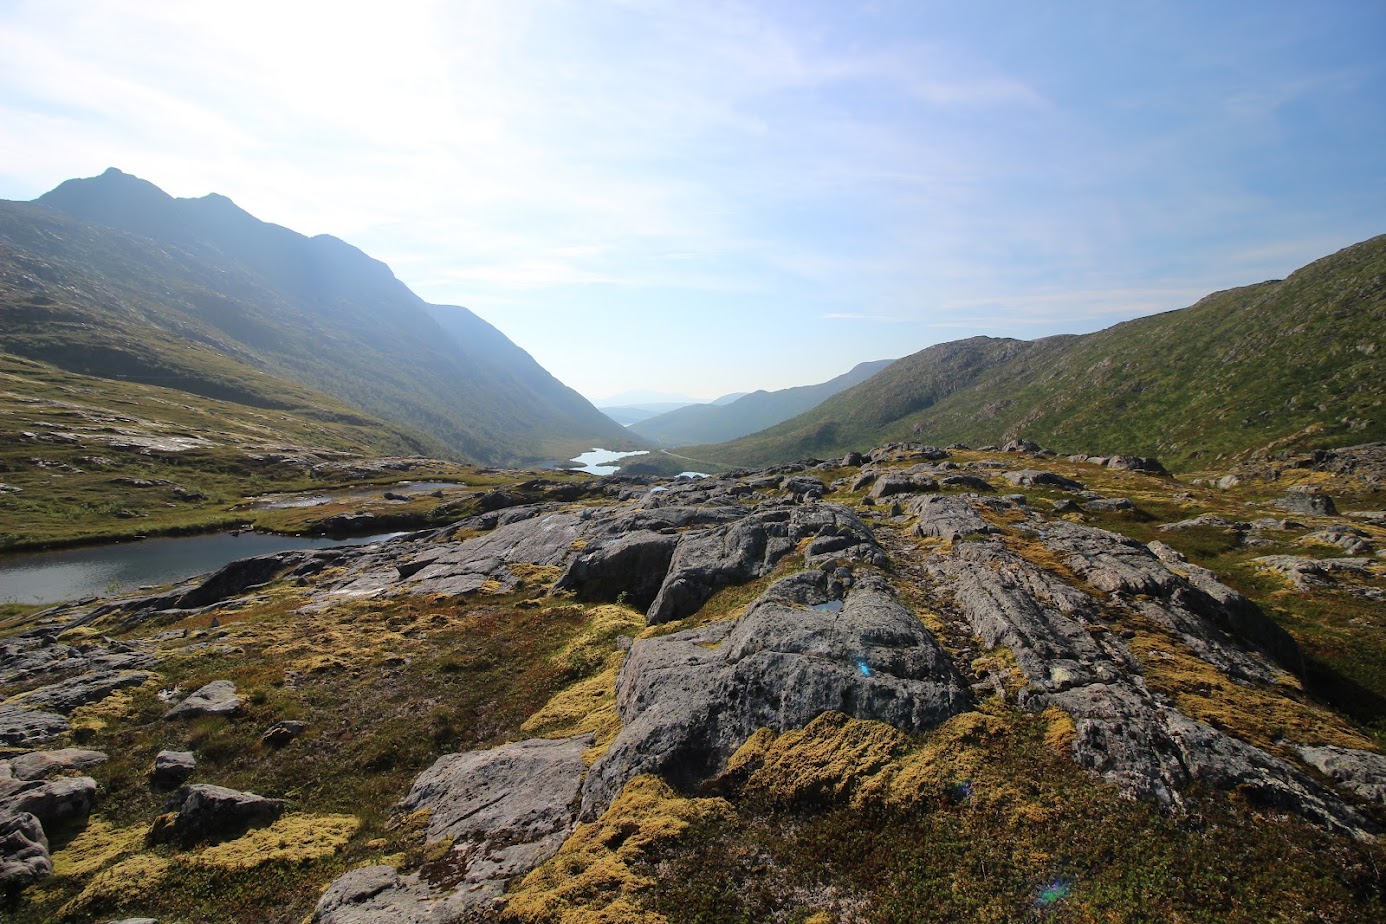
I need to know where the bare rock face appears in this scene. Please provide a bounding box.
[1003,469,1084,491]
[18,671,150,714]
[1298,745,1386,804]
[580,570,970,818]
[1273,488,1338,517]
[908,494,997,541]
[0,703,70,747]
[164,680,241,720]
[155,784,286,845]
[314,735,592,923]
[922,508,1373,837]
[0,811,50,890]
[0,775,97,832]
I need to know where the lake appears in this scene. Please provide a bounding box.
[0,530,404,605]
[566,448,650,476]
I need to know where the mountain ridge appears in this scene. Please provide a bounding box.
[684,235,1386,471]
[5,168,635,465]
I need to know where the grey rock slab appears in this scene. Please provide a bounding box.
[18,671,151,714]
[312,865,439,924]
[0,703,69,747]
[400,734,591,899]
[262,720,309,747]
[582,570,969,817]
[1273,489,1338,517]
[908,495,995,542]
[556,529,679,610]
[0,811,51,890]
[164,680,241,720]
[1298,745,1386,804]
[869,473,938,499]
[161,783,287,845]
[8,748,107,780]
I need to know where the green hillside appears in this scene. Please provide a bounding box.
[689,235,1386,471]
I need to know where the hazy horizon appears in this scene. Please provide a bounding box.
[2,1,1382,400]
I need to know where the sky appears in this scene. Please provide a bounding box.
[1,1,1383,404]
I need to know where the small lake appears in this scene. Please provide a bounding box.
[249,481,463,509]
[566,448,650,476]
[0,530,404,605]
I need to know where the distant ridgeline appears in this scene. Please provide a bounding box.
[0,168,636,465]
[687,235,1386,472]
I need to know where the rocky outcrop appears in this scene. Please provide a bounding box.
[1003,470,1084,491]
[315,735,592,922]
[921,507,1371,837]
[7,748,107,781]
[1273,488,1338,517]
[580,570,969,817]
[0,812,50,891]
[153,784,287,846]
[908,494,997,541]
[0,775,97,832]
[0,704,70,747]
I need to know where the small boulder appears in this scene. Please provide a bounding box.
[164,680,241,720]
[261,721,309,747]
[154,784,287,845]
[1106,455,1167,474]
[151,751,196,789]
[841,451,864,467]
[1003,470,1085,491]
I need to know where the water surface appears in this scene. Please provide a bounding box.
[1,530,403,605]
[567,448,650,476]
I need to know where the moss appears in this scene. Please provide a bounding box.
[504,775,734,923]
[58,853,171,918]
[522,653,625,764]
[508,562,564,589]
[186,813,360,870]
[49,816,145,879]
[1128,633,1377,753]
[1041,706,1077,755]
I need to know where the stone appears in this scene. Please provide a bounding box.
[261,721,309,747]
[841,451,864,467]
[1081,497,1135,513]
[939,474,994,492]
[0,811,50,890]
[1002,470,1085,491]
[1106,455,1167,474]
[908,495,995,542]
[8,749,107,780]
[1298,745,1386,803]
[151,751,196,789]
[869,473,938,499]
[1273,489,1338,516]
[312,865,437,924]
[164,680,241,720]
[555,530,679,610]
[0,775,97,832]
[18,671,151,714]
[157,784,287,845]
[581,570,969,817]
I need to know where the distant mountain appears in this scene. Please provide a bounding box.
[711,392,749,405]
[631,359,895,448]
[598,403,698,426]
[1,168,636,464]
[688,236,1386,470]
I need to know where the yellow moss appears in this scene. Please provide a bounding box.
[746,712,912,805]
[58,853,171,918]
[1128,634,1376,752]
[724,727,777,776]
[50,816,145,878]
[1041,706,1077,755]
[480,579,506,594]
[508,562,564,588]
[67,676,156,733]
[186,813,361,870]
[522,653,625,765]
[505,775,732,924]
[289,653,351,674]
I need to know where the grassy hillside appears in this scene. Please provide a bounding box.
[2,169,636,465]
[630,358,895,447]
[690,235,1386,470]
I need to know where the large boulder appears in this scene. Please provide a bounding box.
[155,784,287,845]
[0,704,69,747]
[0,775,97,832]
[581,570,970,817]
[1003,470,1085,491]
[1273,488,1338,517]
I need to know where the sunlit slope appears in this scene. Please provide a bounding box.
[691,235,1386,470]
[1,169,635,464]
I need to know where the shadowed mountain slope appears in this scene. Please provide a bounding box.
[688,236,1386,471]
[2,168,635,464]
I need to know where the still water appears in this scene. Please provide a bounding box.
[567,448,650,476]
[0,530,403,605]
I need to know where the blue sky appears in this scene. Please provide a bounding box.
[1,1,1382,403]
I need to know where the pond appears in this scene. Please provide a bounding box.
[0,530,404,605]
[248,481,463,509]
[566,448,650,476]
